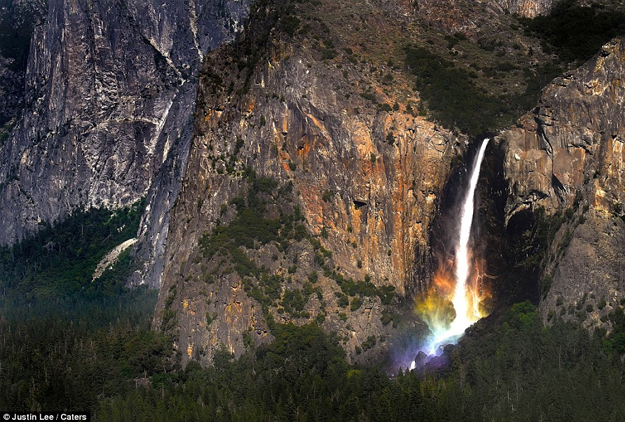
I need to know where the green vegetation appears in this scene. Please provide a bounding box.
[0,199,145,303]
[198,172,328,319]
[197,170,395,328]
[0,287,171,414]
[349,295,362,311]
[327,269,395,305]
[521,0,625,64]
[404,45,562,136]
[2,210,625,420]
[405,45,512,135]
[280,15,301,36]
[200,174,280,259]
[0,201,170,413]
[3,302,618,421]
[0,200,165,414]
[381,309,401,327]
[281,288,308,317]
[0,2,44,72]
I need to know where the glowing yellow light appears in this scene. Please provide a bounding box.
[413,138,491,358]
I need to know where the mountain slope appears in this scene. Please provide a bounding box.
[154,0,465,365]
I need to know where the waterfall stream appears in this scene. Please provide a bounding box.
[411,138,490,368]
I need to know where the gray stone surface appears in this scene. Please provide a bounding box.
[498,38,625,326]
[0,0,249,289]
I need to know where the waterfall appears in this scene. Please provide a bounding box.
[411,138,490,366]
[448,137,489,336]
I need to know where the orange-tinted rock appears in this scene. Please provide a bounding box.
[154,18,461,366]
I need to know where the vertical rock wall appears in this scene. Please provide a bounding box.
[154,12,462,364]
[499,38,625,327]
[0,0,249,289]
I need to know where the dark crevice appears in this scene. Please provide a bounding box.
[551,174,566,202]
[535,117,554,160]
[353,199,367,209]
[480,140,541,307]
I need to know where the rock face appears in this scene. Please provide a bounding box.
[153,0,462,366]
[6,0,621,368]
[498,38,625,326]
[496,0,553,17]
[412,0,553,35]
[0,0,249,288]
[501,38,625,219]
[0,0,47,130]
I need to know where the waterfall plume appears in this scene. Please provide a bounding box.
[411,138,490,367]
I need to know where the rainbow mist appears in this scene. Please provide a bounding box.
[412,138,490,367]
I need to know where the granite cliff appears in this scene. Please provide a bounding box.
[498,37,625,328]
[153,0,467,365]
[3,0,625,367]
[0,0,558,295]
[151,0,575,366]
[0,0,249,288]
[153,0,625,365]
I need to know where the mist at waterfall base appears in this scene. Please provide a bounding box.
[408,138,491,371]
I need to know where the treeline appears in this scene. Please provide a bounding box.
[97,303,625,421]
[0,288,168,412]
[0,202,174,413]
[2,214,620,419]
[403,46,561,137]
[404,45,508,136]
[3,261,625,421]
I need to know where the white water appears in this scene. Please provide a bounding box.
[448,137,489,336]
[415,138,490,360]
